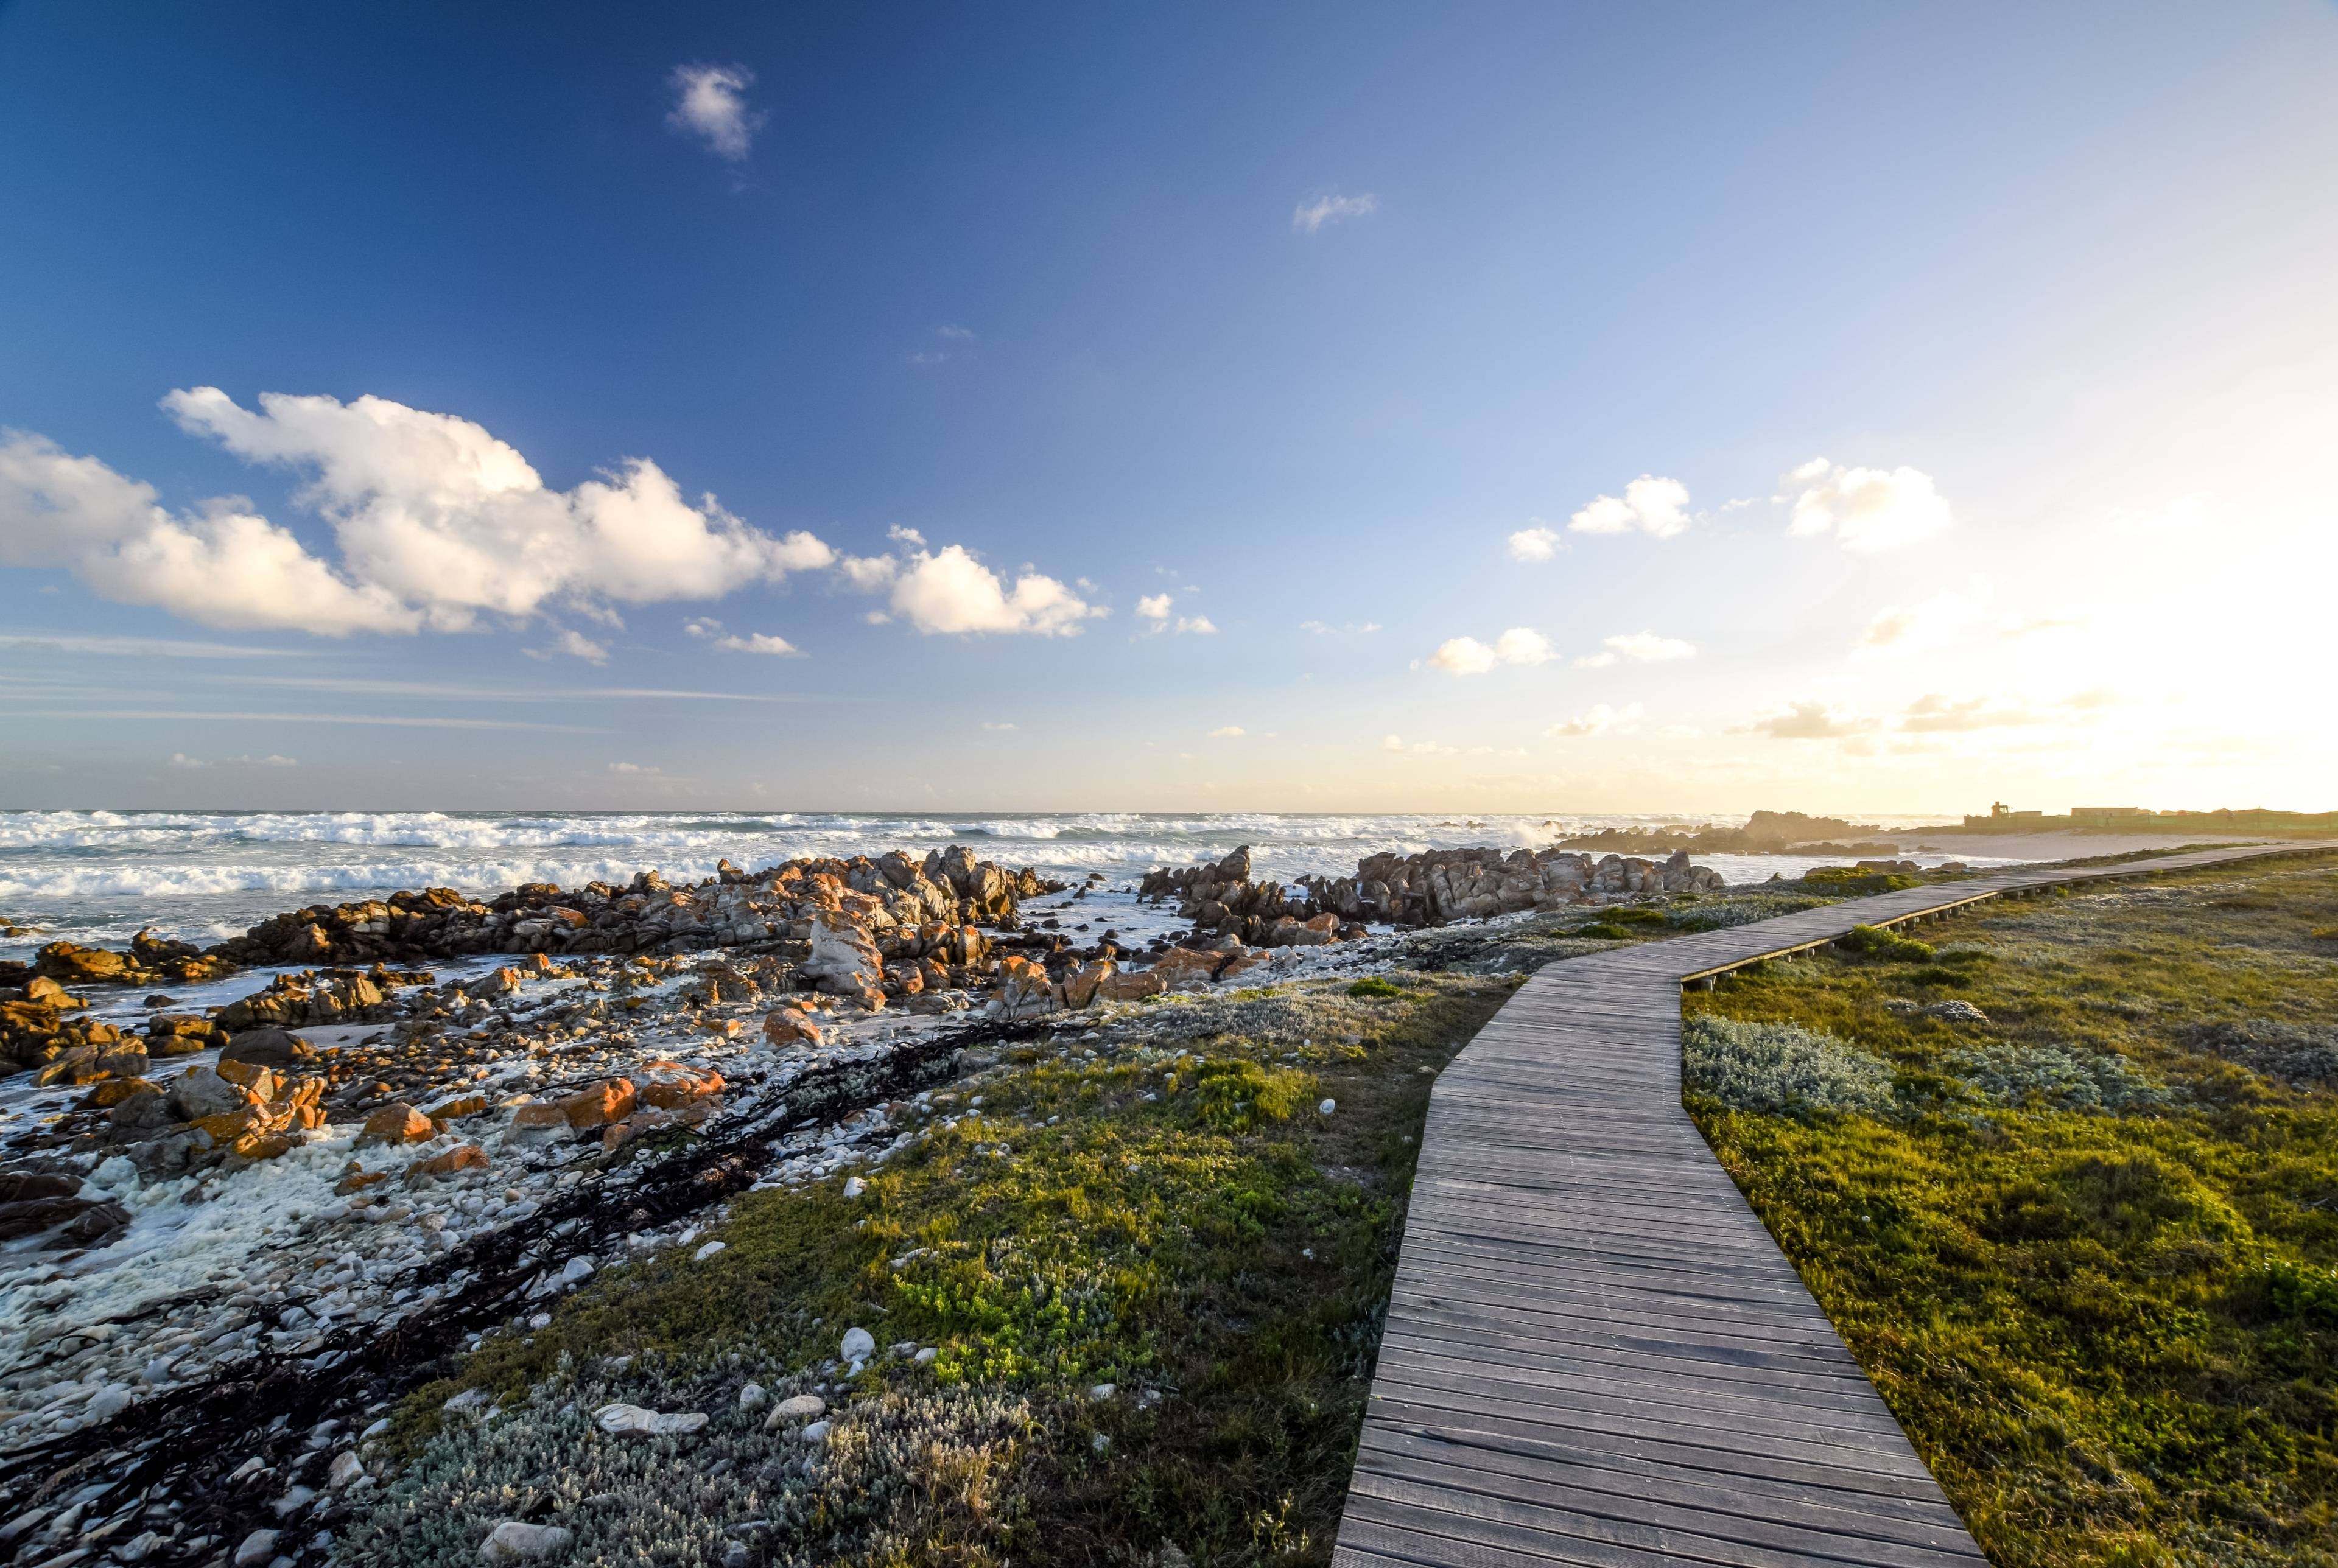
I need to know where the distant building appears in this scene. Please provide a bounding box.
[2070,806,2150,826]
[1963,801,2047,829]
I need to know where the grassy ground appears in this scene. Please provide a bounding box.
[348,973,1518,1568]
[1686,857,2338,1568]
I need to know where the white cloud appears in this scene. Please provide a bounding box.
[937,326,974,341]
[1900,691,2113,733]
[981,721,1017,732]
[686,617,802,656]
[1209,726,1245,738]
[1545,702,1643,738]
[1299,619,1380,635]
[233,754,298,767]
[0,632,294,658]
[606,760,662,774]
[1137,593,1173,620]
[1174,615,1216,635]
[0,431,421,635]
[1584,630,1696,665]
[1568,475,1691,539]
[162,388,835,628]
[667,64,763,161]
[719,632,802,656]
[168,752,208,769]
[536,629,609,664]
[1425,626,1553,675]
[1735,700,1879,740]
[1508,523,1561,561]
[1381,733,1455,756]
[1293,192,1378,233]
[1781,458,1952,551]
[839,542,1104,637]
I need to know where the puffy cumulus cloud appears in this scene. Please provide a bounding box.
[0,430,419,635]
[1568,475,1691,539]
[164,388,834,628]
[1209,726,1246,738]
[1545,702,1643,738]
[1781,458,1951,551]
[840,542,1104,637]
[1508,523,1561,561]
[667,64,763,160]
[1425,626,1553,674]
[1136,593,1173,620]
[1735,700,1879,740]
[1574,630,1696,668]
[1293,192,1377,233]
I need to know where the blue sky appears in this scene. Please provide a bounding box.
[2,1,2334,813]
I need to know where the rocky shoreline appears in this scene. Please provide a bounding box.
[0,836,1777,1568]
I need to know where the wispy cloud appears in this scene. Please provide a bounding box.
[0,710,609,732]
[1209,725,1245,738]
[1293,191,1378,233]
[1545,702,1643,738]
[668,64,764,161]
[1299,619,1381,635]
[0,632,294,659]
[685,617,802,656]
[1575,630,1696,668]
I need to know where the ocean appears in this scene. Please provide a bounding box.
[0,809,2017,962]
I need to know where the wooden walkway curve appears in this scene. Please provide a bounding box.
[1336,842,2333,1568]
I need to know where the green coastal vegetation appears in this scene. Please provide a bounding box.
[1685,858,2338,1567]
[354,974,1521,1568]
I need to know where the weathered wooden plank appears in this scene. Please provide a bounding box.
[1333,843,2328,1567]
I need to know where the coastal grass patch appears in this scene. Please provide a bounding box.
[360,971,1519,1568]
[1685,855,2338,1567]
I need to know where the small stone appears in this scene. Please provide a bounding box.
[737,1382,767,1412]
[1923,999,1991,1024]
[1318,1098,1336,1116]
[361,1418,393,1439]
[693,1240,726,1261]
[478,1521,574,1564]
[800,1419,832,1443]
[233,1530,280,1568]
[722,1544,751,1568]
[1089,1382,1116,1400]
[840,1326,876,1362]
[328,1452,366,1489]
[841,1176,866,1199]
[528,1312,552,1330]
[913,1347,937,1364]
[772,1393,825,1420]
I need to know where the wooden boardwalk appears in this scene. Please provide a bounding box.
[1336,842,2331,1568]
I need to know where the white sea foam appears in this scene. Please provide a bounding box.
[0,808,2008,956]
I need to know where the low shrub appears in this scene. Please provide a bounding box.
[1191,1058,1316,1133]
[1840,923,1937,962]
[1681,1015,1896,1120]
[1345,976,1408,999]
[1943,1041,2173,1113]
[2178,1018,2338,1090]
[1805,866,1922,893]
[1572,922,1633,940]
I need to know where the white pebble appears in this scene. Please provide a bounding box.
[693,1241,726,1262]
[840,1326,876,1362]
[737,1382,767,1412]
[841,1177,866,1199]
[1318,1098,1337,1116]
